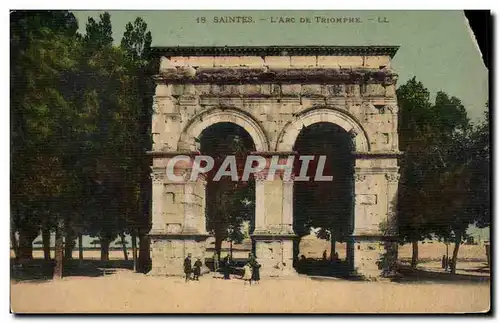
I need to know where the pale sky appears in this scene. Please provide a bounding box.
[73,10,488,121]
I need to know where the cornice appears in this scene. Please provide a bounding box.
[151,45,400,58]
[154,67,398,85]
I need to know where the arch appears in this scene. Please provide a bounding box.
[178,108,270,152]
[276,108,370,152]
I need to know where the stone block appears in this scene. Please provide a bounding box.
[385,84,396,97]
[220,84,240,96]
[290,56,317,67]
[240,84,261,96]
[171,84,184,97]
[270,84,281,96]
[346,84,361,97]
[155,84,172,97]
[364,55,391,68]
[195,84,211,95]
[264,56,291,68]
[301,84,323,96]
[324,84,346,97]
[183,84,196,96]
[317,56,364,67]
[159,56,176,72]
[281,84,301,96]
[362,84,385,97]
[355,194,378,205]
[239,56,265,67]
[353,241,385,280]
[169,56,188,66]
[150,237,208,276]
[185,56,215,67]
[166,223,182,234]
[260,84,272,96]
[213,56,240,67]
[209,84,222,96]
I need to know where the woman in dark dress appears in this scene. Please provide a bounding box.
[248,253,261,284]
[193,258,202,281]
[223,255,231,280]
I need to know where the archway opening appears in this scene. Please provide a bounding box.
[199,122,256,271]
[293,122,355,277]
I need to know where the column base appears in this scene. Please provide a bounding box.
[149,233,209,276]
[251,233,297,278]
[352,238,398,281]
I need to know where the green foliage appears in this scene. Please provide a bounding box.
[11,11,82,244]
[10,11,154,259]
[397,77,490,268]
[121,18,152,64]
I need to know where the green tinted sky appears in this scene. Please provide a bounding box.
[73,10,488,121]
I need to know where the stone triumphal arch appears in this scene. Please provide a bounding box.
[149,46,401,279]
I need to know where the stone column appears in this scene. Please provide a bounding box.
[350,153,400,280]
[383,172,400,276]
[251,153,297,277]
[149,152,209,276]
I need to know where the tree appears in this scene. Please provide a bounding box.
[10,11,156,275]
[120,17,152,62]
[397,77,439,268]
[79,13,142,261]
[432,109,489,274]
[119,16,154,272]
[10,11,81,263]
[396,77,487,273]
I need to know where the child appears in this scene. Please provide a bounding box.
[242,262,253,285]
[193,258,202,281]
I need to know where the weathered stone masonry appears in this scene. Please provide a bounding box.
[148,46,401,279]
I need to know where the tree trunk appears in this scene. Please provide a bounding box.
[451,235,462,275]
[10,228,19,260]
[230,240,233,259]
[131,231,138,272]
[53,221,64,279]
[78,233,83,262]
[64,231,74,260]
[214,235,223,258]
[120,233,128,260]
[100,237,110,261]
[42,228,51,260]
[411,241,419,269]
[330,232,336,261]
[138,233,151,273]
[17,229,36,261]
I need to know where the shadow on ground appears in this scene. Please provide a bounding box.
[294,259,354,279]
[10,259,134,282]
[394,264,490,284]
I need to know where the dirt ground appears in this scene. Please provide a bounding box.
[10,270,490,314]
[10,241,490,313]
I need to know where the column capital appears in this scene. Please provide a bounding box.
[351,151,403,159]
[254,172,268,182]
[282,173,296,183]
[151,167,165,184]
[354,166,399,175]
[385,172,401,183]
[354,173,366,183]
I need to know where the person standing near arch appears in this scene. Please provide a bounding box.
[184,253,192,282]
[248,252,261,284]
